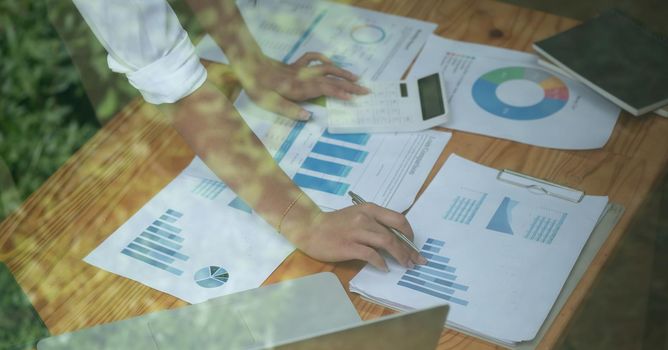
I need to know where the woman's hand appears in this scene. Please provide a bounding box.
[285,203,427,272]
[233,52,370,120]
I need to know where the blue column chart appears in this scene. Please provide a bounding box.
[192,178,227,200]
[293,131,370,196]
[524,210,567,245]
[194,266,229,288]
[443,188,488,224]
[397,238,469,306]
[120,209,189,276]
[472,67,569,120]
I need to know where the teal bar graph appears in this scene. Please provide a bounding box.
[293,173,349,195]
[312,142,367,163]
[121,209,188,276]
[397,239,469,306]
[301,157,352,177]
[166,209,182,218]
[140,232,182,250]
[160,214,177,223]
[274,121,306,163]
[322,131,370,145]
[193,179,227,200]
[127,243,174,264]
[146,225,183,243]
[153,220,181,234]
[443,190,487,225]
[524,212,567,244]
[426,238,445,246]
[121,249,183,276]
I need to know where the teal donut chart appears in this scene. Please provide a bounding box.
[194,265,229,288]
[472,67,569,120]
[350,24,386,44]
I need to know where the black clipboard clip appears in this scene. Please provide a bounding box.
[496,169,585,203]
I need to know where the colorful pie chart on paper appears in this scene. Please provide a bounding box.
[194,266,229,288]
[472,67,569,120]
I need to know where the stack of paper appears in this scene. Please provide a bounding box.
[85,0,450,304]
[350,154,608,346]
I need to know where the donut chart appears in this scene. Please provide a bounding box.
[194,266,229,288]
[472,67,569,120]
[350,24,386,44]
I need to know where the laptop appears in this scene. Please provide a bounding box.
[37,272,448,349]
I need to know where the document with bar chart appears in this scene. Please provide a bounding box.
[230,93,451,212]
[350,154,608,345]
[84,173,295,304]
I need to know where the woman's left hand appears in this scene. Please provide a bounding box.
[234,52,370,120]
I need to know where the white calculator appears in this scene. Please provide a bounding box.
[326,72,449,134]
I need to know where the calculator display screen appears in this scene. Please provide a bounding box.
[417,73,445,120]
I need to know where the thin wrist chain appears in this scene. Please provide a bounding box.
[277,192,304,234]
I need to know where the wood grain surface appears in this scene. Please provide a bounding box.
[2,0,667,349]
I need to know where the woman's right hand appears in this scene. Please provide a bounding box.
[285,203,427,272]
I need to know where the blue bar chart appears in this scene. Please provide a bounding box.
[293,131,371,196]
[293,173,349,195]
[121,209,188,276]
[301,157,352,177]
[443,188,488,224]
[321,130,370,145]
[524,211,567,244]
[192,178,227,200]
[397,238,469,306]
[227,120,306,212]
[311,141,368,162]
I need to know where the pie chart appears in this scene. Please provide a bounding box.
[350,24,386,44]
[194,266,229,288]
[472,67,569,120]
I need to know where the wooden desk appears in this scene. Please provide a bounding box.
[2,0,667,348]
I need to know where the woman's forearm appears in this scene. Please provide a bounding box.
[163,80,320,242]
[186,0,265,65]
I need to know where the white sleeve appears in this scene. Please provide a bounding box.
[73,0,207,104]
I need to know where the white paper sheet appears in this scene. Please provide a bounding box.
[87,1,445,304]
[188,93,452,212]
[85,165,295,304]
[196,0,437,80]
[407,36,621,150]
[350,154,608,344]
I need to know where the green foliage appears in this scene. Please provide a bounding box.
[0,263,50,349]
[0,1,98,220]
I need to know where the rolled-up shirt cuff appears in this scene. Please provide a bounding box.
[108,33,207,104]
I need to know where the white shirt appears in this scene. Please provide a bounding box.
[73,0,207,104]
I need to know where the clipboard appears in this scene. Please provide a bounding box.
[496,169,584,203]
[443,202,624,349]
[452,168,624,349]
[357,162,624,349]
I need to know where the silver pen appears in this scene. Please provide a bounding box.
[348,191,420,253]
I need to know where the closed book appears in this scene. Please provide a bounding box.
[533,9,668,116]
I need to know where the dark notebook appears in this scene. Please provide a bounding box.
[533,9,668,116]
